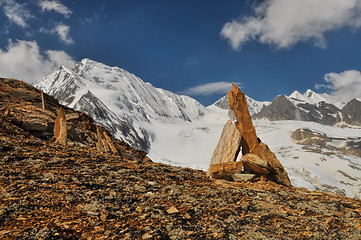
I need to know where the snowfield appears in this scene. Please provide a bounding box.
[148,106,361,199]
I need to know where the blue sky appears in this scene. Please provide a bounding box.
[1,0,361,106]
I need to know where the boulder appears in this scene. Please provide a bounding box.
[232,173,256,182]
[227,83,260,156]
[21,120,48,131]
[259,143,292,187]
[207,120,242,176]
[241,153,272,175]
[208,161,243,179]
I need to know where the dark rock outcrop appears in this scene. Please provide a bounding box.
[341,98,361,126]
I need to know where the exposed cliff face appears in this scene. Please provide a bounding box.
[1,79,361,239]
[254,91,360,127]
[342,98,361,126]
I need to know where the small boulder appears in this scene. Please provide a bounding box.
[232,173,257,182]
[208,161,243,179]
[241,153,272,175]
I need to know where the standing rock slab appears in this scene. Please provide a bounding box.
[227,82,260,156]
[259,143,292,187]
[53,108,67,145]
[207,120,242,176]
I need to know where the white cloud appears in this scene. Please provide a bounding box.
[318,70,361,103]
[221,0,361,50]
[38,0,72,18]
[0,40,75,84]
[0,0,34,27]
[54,24,73,45]
[39,23,74,45]
[181,81,241,96]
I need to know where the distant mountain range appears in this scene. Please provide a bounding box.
[36,58,361,199]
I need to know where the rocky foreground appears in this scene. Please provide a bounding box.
[1,78,361,239]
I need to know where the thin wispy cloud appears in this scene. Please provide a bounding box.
[0,40,75,84]
[181,81,241,96]
[54,24,73,45]
[221,0,361,50]
[0,0,34,28]
[38,0,72,18]
[317,70,361,103]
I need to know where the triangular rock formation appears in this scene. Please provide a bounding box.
[206,120,242,176]
[208,83,292,187]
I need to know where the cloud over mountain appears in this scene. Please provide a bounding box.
[320,70,361,103]
[221,0,361,50]
[181,81,241,96]
[0,40,75,84]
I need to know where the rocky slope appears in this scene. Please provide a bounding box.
[1,78,361,239]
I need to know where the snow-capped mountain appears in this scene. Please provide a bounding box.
[37,58,361,199]
[213,95,270,116]
[36,58,207,151]
[254,89,361,127]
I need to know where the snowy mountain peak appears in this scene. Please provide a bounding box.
[288,89,334,106]
[304,89,314,97]
[212,95,270,116]
[36,58,207,151]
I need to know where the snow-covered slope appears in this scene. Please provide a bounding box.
[37,58,361,199]
[37,58,206,151]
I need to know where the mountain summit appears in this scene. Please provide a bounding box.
[37,58,206,151]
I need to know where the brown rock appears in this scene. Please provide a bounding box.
[227,83,260,156]
[259,143,292,187]
[21,120,48,131]
[241,153,272,175]
[208,161,243,179]
[103,131,119,154]
[53,108,67,145]
[232,173,256,182]
[96,127,110,153]
[166,206,180,214]
[207,120,242,176]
